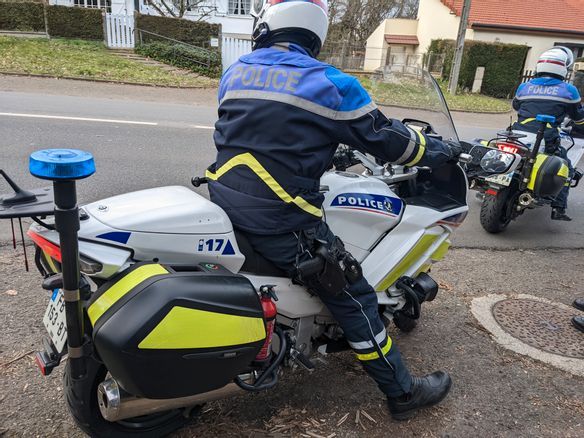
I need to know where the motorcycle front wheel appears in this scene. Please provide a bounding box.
[479,188,514,233]
[63,357,193,438]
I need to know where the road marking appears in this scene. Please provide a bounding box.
[0,112,158,126]
[192,124,215,130]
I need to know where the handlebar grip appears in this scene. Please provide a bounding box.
[296,257,325,278]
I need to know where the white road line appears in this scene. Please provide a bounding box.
[192,124,215,130]
[0,112,158,126]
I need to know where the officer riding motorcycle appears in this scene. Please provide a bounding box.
[513,46,584,221]
[207,0,461,420]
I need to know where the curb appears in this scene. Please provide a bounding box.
[0,71,217,90]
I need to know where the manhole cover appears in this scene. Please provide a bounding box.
[492,299,583,359]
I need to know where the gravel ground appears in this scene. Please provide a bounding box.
[1,245,583,437]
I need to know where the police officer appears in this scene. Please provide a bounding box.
[513,47,584,221]
[208,0,458,420]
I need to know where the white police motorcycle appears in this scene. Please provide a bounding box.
[0,69,515,437]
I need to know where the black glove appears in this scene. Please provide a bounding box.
[445,140,463,163]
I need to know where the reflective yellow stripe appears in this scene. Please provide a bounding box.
[404,130,426,167]
[206,152,322,218]
[575,120,584,125]
[520,118,552,129]
[527,154,548,191]
[88,264,168,325]
[43,250,58,273]
[355,337,392,361]
[557,163,570,179]
[138,306,266,349]
[375,234,439,291]
[431,240,451,262]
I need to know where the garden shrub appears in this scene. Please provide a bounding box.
[135,14,219,47]
[0,2,44,32]
[428,39,529,98]
[46,5,103,40]
[135,41,221,78]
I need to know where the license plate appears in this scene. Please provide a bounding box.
[485,172,514,187]
[43,289,67,353]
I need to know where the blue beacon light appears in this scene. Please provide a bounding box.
[29,149,95,180]
[536,114,556,124]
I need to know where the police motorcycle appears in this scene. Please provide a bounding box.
[0,70,515,437]
[462,115,584,233]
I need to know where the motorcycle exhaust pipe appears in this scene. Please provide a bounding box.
[98,376,248,422]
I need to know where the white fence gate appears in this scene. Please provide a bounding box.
[222,36,252,72]
[105,14,135,49]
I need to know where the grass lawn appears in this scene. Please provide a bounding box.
[359,75,511,113]
[0,36,218,88]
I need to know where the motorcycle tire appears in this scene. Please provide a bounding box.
[479,189,513,234]
[393,310,417,332]
[63,357,194,438]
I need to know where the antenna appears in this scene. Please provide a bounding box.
[0,169,37,206]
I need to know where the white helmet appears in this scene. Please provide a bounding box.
[536,46,575,79]
[251,0,329,56]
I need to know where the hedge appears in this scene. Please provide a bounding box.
[0,3,103,40]
[135,41,221,78]
[135,14,220,47]
[428,39,529,98]
[0,2,44,32]
[46,5,103,40]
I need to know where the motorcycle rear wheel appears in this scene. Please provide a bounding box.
[479,189,513,233]
[63,357,193,438]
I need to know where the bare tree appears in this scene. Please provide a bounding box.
[327,0,419,45]
[146,0,217,20]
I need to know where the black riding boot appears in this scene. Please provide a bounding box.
[551,208,572,221]
[387,371,452,420]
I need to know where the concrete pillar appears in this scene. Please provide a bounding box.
[472,66,485,93]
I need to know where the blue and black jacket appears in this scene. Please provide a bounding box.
[513,77,584,136]
[208,44,451,234]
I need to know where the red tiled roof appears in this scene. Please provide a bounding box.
[441,0,584,35]
[384,34,420,45]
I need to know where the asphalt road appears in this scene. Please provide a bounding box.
[1,78,583,249]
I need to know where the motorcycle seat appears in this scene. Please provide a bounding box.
[234,230,287,277]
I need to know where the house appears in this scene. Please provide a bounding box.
[50,0,253,37]
[365,0,584,72]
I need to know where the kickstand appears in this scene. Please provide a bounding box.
[10,218,16,249]
[18,218,29,272]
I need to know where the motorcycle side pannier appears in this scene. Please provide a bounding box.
[528,153,570,198]
[87,262,266,399]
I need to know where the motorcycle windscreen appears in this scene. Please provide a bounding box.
[365,68,459,143]
[89,262,266,399]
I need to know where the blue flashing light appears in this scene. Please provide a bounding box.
[29,149,95,180]
[536,114,556,124]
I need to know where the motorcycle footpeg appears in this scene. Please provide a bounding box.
[290,349,315,372]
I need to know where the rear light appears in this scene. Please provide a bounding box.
[486,189,498,196]
[497,142,520,154]
[27,230,61,262]
[28,230,102,274]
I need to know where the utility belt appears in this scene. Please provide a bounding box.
[293,228,363,296]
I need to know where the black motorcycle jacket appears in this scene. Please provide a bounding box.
[208,44,453,234]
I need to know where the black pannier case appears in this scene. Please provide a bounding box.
[88,262,266,399]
